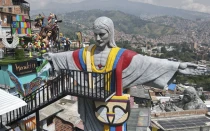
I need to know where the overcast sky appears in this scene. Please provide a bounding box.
[29,0,210,14]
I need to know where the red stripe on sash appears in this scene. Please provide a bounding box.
[116,50,137,95]
[121,50,137,70]
[72,49,82,70]
[116,126,123,131]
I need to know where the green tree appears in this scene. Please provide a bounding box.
[161,46,167,53]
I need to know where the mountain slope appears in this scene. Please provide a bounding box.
[58,10,175,38]
[31,0,210,20]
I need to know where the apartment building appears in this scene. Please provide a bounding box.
[0,0,30,36]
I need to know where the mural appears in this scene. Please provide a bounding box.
[7,70,42,97]
[12,15,31,34]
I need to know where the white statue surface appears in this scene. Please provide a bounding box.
[43,16,206,131]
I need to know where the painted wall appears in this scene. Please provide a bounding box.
[0,58,49,88]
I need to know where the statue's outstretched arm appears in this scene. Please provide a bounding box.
[43,52,54,61]
[42,51,79,72]
[122,54,180,89]
[178,62,207,75]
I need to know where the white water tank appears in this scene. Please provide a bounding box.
[0,48,4,59]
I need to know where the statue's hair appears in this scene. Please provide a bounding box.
[93,16,117,47]
[184,87,199,101]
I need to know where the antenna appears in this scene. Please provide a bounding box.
[42,12,45,17]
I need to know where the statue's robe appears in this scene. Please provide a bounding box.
[50,46,180,131]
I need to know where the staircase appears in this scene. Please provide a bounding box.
[1,69,116,127]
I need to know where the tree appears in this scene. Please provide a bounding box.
[89,38,96,44]
[161,46,167,53]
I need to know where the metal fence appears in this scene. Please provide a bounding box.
[1,69,116,127]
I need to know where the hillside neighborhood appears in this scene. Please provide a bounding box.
[0,0,210,131]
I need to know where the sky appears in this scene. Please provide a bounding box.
[29,0,210,14]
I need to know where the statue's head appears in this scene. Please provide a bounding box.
[93,16,117,49]
[183,87,197,103]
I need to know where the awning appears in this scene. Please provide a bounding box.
[168,83,176,91]
[0,89,27,115]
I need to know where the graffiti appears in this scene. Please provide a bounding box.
[7,70,42,97]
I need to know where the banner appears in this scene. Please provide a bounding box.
[12,60,37,76]
[36,60,51,76]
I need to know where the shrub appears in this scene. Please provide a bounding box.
[15,48,25,60]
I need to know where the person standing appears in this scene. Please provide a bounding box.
[66,38,71,51]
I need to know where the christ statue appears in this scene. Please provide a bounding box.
[43,16,206,131]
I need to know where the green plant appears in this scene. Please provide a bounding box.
[15,48,25,60]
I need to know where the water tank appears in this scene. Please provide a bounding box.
[0,48,4,59]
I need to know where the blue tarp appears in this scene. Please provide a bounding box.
[168,83,176,91]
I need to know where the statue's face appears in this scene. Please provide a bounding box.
[93,28,109,48]
[47,31,52,37]
[183,94,191,103]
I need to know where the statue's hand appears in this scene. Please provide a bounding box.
[42,52,53,61]
[178,62,207,75]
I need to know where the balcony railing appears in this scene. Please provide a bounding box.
[0,69,116,127]
[20,3,30,10]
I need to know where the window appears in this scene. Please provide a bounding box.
[12,0,19,5]
[0,8,3,12]
[7,15,11,24]
[47,116,54,126]
[8,7,12,13]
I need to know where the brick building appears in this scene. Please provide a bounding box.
[0,0,30,35]
[54,117,74,131]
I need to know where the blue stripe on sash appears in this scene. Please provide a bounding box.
[110,126,116,131]
[79,48,86,70]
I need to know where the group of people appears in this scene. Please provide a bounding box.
[60,37,72,51]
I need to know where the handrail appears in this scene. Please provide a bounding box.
[2,69,116,127]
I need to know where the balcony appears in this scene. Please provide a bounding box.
[0,69,116,126]
[20,3,30,10]
[12,0,30,10]
[60,69,116,101]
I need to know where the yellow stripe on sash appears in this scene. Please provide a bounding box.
[111,95,130,100]
[91,45,121,73]
[104,124,110,131]
[82,46,88,64]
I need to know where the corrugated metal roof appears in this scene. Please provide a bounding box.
[130,86,151,99]
[153,115,210,130]
[0,89,27,115]
[127,108,151,131]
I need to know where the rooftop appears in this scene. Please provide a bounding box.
[152,115,210,130]
[39,95,83,129]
